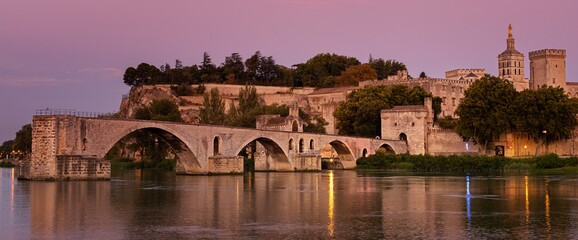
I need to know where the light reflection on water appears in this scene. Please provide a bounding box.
[2,168,578,239]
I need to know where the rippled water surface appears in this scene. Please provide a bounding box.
[2,168,578,239]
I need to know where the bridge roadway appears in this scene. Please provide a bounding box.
[19,115,406,180]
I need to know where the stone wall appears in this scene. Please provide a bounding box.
[293,154,321,171]
[207,156,244,174]
[56,155,110,180]
[426,128,478,155]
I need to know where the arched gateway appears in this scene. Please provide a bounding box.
[19,115,406,180]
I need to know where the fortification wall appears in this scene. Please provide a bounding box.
[427,128,478,155]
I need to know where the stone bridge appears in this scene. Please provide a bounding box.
[19,115,406,180]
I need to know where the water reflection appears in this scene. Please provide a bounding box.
[3,169,578,239]
[327,171,334,237]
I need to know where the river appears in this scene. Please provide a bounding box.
[2,168,578,239]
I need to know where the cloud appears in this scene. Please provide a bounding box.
[0,76,80,87]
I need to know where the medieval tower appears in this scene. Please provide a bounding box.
[498,24,527,91]
[529,49,567,89]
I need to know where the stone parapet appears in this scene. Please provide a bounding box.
[529,49,566,58]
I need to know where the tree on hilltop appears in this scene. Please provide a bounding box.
[294,53,360,88]
[334,64,377,87]
[368,58,407,80]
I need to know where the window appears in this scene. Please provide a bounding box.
[443,97,447,105]
[452,98,456,106]
[299,139,304,153]
[309,139,314,150]
[213,136,220,155]
[289,138,294,151]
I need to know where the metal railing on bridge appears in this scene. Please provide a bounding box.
[35,108,118,118]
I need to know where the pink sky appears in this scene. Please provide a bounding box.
[1,0,577,142]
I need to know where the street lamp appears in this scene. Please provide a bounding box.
[542,130,548,155]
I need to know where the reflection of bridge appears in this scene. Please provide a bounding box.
[19,115,406,180]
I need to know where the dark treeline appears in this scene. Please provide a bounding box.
[123,52,407,88]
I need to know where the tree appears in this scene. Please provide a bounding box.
[335,64,377,87]
[368,58,407,80]
[199,52,219,83]
[1,140,14,158]
[334,85,435,137]
[222,53,245,83]
[244,51,281,85]
[226,85,262,128]
[134,99,182,122]
[295,53,360,88]
[299,110,328,133]
[199,88,226,125]
[123,63,162,86]
[455,75,517,155]
[13,124,32,155]
[512,86,578,156]
[419,72,428,78]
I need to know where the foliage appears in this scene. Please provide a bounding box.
[261,103,290,117]
[245,51,282,85]
[226,85,262,128]
[123,63,162,86]
[134,99,182,122]
[455,75,517,154]
[222,53,245,84]
[512,86,578,156]
[357,153,508,173]
[334,85,437,137]
[419,72,428,78]
[170,83,194,96]
[199,88,226,125]
[13,124,32,155]
[1,140,14,158]
[0,161,15,168]
[199,52,220,83]
[122,53,406,88]
[437,116,457,129]
[334,64,377,87]
[368,57,407,80]
[299,109,328,133]
[294,53,360,88]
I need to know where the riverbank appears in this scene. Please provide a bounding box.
[356,153,578,173]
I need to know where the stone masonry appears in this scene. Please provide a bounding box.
[21,115,406,180]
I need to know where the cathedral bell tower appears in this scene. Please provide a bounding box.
[498,24,527,91]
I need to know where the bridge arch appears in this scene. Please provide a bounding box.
[378,143,396,154]
[235,136,291,171]
[319,139,356,169]
[101,123,202,173]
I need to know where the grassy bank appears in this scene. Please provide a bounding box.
[356,153,578,173]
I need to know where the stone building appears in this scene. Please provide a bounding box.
[498,24,529,91]
[256,104,304,132]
